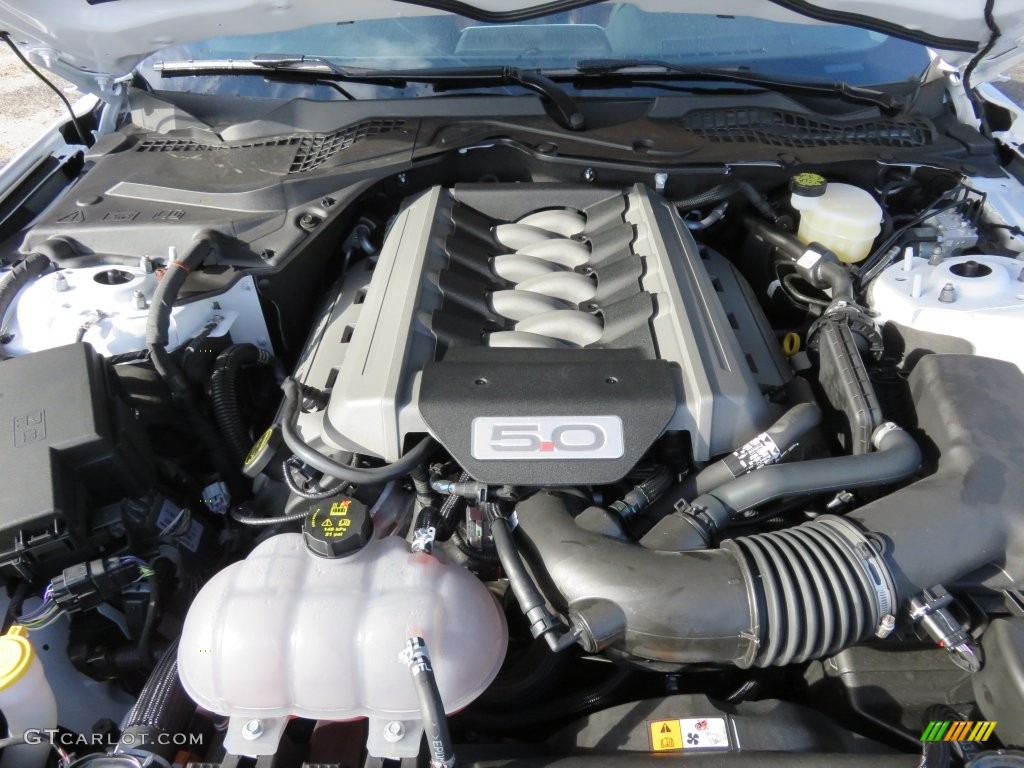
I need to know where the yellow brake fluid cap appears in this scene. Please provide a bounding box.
[0,625,34,690]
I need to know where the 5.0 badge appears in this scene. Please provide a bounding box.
[470,416,624,460]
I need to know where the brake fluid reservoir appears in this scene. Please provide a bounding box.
[791,174,882,263]
[178,531,507,758]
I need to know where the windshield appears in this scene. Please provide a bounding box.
[139,1,930,99]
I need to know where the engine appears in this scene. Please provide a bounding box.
[294,183,787,485]
[5,133,1024,768]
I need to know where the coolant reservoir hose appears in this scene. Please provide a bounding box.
[641,421,920,551]
[402,637,456,768]
[279,377,434,484]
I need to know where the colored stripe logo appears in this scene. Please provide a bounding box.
[921,721,997,742]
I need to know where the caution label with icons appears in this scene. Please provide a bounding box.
[648,717,729,752]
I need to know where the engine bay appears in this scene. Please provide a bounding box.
[3,88,1024,768]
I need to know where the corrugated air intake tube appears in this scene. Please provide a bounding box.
[514,354,1024,668]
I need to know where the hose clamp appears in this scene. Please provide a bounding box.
[871,421,903,449]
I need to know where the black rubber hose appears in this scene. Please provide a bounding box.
[279,377,435,484]
[404,637,456,768]
[487,504,565,645]
[672,403,822,501]
[115,638,194,763]
[742,215,854,302]
[457,667,631,734]
[475,637,568,708]
[210,343,274,464]
[696,423,918,524]
[409,466,437,510]
[673,182,778,223]
[0,253,50,357]
[642,422,919,551]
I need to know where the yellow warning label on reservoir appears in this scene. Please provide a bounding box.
[649,719,682,752]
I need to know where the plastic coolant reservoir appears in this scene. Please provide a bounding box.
[793,180,883,264]
[0,626,57,768]
[178,534,507,758]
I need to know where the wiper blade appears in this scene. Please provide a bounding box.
[574,59,903,113]
[154,58,585,130]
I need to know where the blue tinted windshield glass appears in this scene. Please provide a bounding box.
[140,2,930,97]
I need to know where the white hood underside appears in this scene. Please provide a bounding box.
[0,0,1022,100]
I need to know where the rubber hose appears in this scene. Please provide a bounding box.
[475,638,568,708]
[0,253,50,356]
[437,474,469,540]
[210,343,273,463]
[672,403,822,501]
[409,466,437,510]
[696,424,919,525]
[673,182,777,223]
[279,377,435,484]
[405,638,455,768]
[451,524,500,564]
[741,215,855,303]
[457,668,631,734]
[641,423,918,551]
[116,638,194,763]
[516,492,897,667]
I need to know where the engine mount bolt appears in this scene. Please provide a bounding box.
[582,167,595,182]
[938,282,957,303]
[131,290,147,309]
[383,721,405,742]
[654,172,668,190]
[927,245,944,266]
[53,272,69,292]
[242,719,264,740]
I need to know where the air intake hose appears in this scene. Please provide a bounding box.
[516,493,894,667]
[515,354,1024,668]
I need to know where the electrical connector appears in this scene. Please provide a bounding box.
[50,557,144,613]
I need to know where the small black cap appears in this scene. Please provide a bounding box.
[790,172,828,198]
[302,495,373,558]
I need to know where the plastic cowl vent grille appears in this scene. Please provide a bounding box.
[134,119,405,173]
[135,137,302,152]
[676,108,935,148]
[288,119,406,173]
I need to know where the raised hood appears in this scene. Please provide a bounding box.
[0,0,1022,100]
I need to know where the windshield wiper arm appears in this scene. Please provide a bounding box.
[574,59,903,113]
[403,66,585,130]
[154,58,585,130]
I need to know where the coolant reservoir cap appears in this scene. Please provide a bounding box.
[790,172,828,198]
[0,625,33,690]
[302,495,373,558]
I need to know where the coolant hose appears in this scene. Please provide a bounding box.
[279,377,435,484]
[115,638,194,764]
[0,253,50,357]
[210,343,276,464]
[742,215,854,303]
[674,182,778,224]
[671,403,822,501]
[641,421,919,551]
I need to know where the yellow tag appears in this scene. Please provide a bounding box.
[649,719,683,752]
